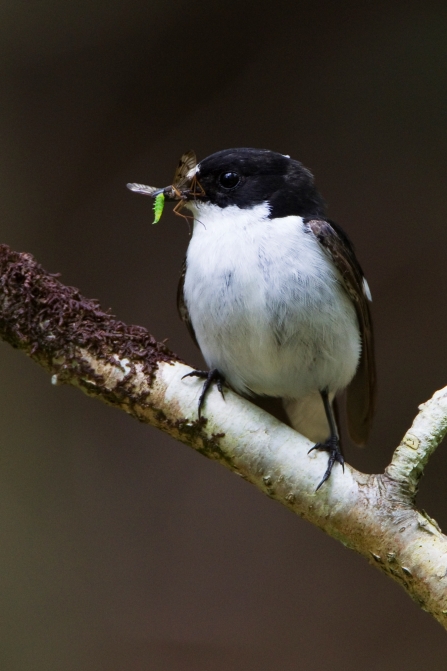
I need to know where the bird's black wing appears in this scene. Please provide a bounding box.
[305,218,376,446]
[177,257,199,347]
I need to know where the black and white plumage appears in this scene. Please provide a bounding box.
[141,148,376,487]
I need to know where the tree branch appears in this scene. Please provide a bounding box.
[1,244,447,629]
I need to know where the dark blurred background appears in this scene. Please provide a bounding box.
[1,1,447,668]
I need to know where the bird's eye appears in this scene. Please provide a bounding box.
[219,172,240,189]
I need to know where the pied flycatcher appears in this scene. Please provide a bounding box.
[128,148,376,488]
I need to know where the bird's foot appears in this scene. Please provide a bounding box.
[181,368,225,418]
[308,435,344,491]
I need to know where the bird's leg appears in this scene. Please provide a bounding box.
[308,389,344,490]
[182,368,226,418]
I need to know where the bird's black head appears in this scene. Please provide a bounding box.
[192,148,326,219]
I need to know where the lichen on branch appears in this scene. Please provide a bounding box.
[0,244,179,385]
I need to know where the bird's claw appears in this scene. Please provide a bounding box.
[182,368,225,418]
[308,435,344,490]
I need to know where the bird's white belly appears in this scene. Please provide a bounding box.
[183,204,360,400]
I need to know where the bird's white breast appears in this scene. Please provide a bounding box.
[183,202,361,400]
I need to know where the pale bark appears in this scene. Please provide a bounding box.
[1,245,446,629]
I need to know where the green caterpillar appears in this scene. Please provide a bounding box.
[152,192,165,224]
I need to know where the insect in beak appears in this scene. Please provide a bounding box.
[127,150,205,225]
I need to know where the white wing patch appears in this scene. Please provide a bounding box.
[362,277,372,301]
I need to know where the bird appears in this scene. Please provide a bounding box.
[128,148,376,489]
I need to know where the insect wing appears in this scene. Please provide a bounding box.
[172,150,197,189]
[127,183,158,196]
